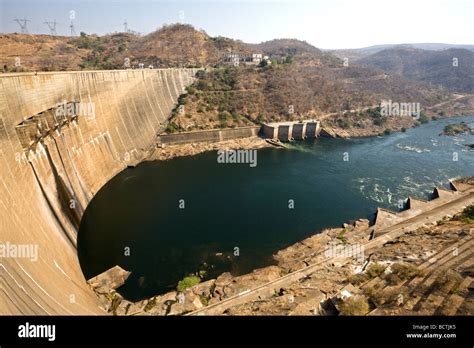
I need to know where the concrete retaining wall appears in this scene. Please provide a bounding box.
[0,69,198,314]
[158,126,261,145]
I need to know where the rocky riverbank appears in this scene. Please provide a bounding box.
[89,178,474,316]
[147,136,272,161]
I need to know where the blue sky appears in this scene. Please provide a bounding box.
[0,0,473,49]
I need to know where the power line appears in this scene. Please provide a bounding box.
[44,20,58,35]
[14,17,30,34]
[69,20,77,36]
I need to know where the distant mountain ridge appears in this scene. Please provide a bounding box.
[327,43,474,61]
[357,47,474,92]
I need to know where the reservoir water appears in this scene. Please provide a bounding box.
[78,116,474,301]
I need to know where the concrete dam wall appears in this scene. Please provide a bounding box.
[0,69,198,314]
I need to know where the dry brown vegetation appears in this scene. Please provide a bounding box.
[0,24,252,71]
[339,295,370,315]
[3,23,469,136]
[358,47,474,92]
[165,62,450,132]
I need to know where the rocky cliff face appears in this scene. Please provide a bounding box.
[0,69,197,314]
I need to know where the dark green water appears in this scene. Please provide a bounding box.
[78,116,474,301]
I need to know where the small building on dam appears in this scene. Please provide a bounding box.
[262,120,321,141]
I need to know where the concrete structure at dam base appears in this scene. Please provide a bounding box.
[262,120,321,141]
[158,126,261,146]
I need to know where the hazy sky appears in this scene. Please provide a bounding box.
[0,0,473,49]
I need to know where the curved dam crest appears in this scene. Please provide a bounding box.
[0,69,198,314]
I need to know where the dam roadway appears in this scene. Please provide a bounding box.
[0,69,198,314]
[188,186,474,315]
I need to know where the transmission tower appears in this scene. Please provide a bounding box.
[69,20,77,36]
[44,20,58,35]
[123,21,128,32]
[14,17,31,34]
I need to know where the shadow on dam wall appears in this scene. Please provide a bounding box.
[0,69,198,314]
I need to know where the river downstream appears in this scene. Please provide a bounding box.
[78,116,474,301]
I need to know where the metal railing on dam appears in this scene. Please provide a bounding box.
[0,68,199,314]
